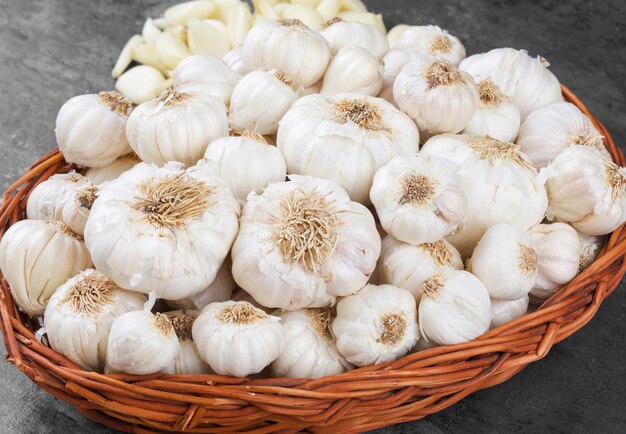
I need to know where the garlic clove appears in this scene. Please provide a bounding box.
[490,295,529,329]
[386,24,410,46]
[155,29,191,70]
[187,18,231,57]
[321,47,383,96]
[163,310,212,374]
[253,0,280,20]
[164,0,217,27]
[280,4,324,29]
[214,0,247,22]
[577,230,605,272]
[316,0,341,21]
[226,3,253,48]
[222,47,245,74]
[203,18,229,37]
[115,65,168,104]
[111,34,144,78]
[338,11,386,34]
[141,18,162,43]
[339,0,367,13]
[132,43,167,72]
[62,183,99,236]
[85,153,142,185]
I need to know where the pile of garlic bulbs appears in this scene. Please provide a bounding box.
[1,0,624,380]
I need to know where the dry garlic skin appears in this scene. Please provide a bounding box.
[391,25,466,66]
[26,173,90,221]
[62,184,99,236]
[231,175,381,310]
[172,55,242,105]
[84,162,240,300]
[321,19,389,58]
[577,230,605,272]
[192,301,285,377]
[370,154,468,245]
[163,310,211,374]
[321,47,383,96]
[332,284,419,367]
[56,91,133,168]
[166,260,235,311]
[85,153,142,185]
[490,295,529,329]
[277,93,419,204]
[0,220,92,316]
[126,88,228,167]
[43,269,146,371]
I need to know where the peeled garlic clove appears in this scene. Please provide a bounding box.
[155,30,191,70]
[386,24,410,46]
[62,184,99,236]
[115,65,168,104]
[214,0,245,21]
[392,25,465,66]
[281,4,324,29]
[316,0,341,21]
[222,47,245,74]
[490,295,529,329]
[292,0,323,6]
[187,18,230,57]
[165,260,235,310]
[321,47,383,96]
[227,3,253,48]
[204,18,228,36]
[141,18,162,43]
[337,11,386,34]
[111,34,144,78]
[322,19,388,58]
[0,220,93,316]
[26,173,89,221]
[164,0,216,27]
[192,301,285,377]
[172,55,242,106]
[85,153,142,185]
[132,43,167,72]
[339,0,367,12]
[253,0,280,20]
[332,284,419,367]
[162,310,211,374]
[577,230,605,272]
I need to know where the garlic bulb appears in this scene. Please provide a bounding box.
[421,134,548,258]
[192,301,285,377]
[163,310,211,374]
[517,101,610,168]
[321,18,389,58]
[418,269,491,345]
[379,235,463,300]
[577,230,605,272]
[62,184,99,236]
[172,55,242,106]
[529,223,581,301]
[26,173,90,221]
[44,269,146,371]
[381,49,414,89]
[56,91,133,167]
[462,78,520,143]
[391,25,466,66]
[126,88,228,167]
[490,295,529,329]
[332,284,419,367]
[85,161,240,300]
[370,153,467,245]
[271,307,352,378]
[468,223,538,300]
[228,69,298,135]
[321,47,383,96]
[85,153,142,185]
[0,220,92,316]
[231,175,380,310]
[165,260,235,311]
[394,58,479,136]
[223,47,245,74]
[277,93,419,204]
[242,19,330,88]
[460,48,563,118]
[546,146,626,235]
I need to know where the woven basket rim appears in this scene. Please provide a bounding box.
[1,85,625,433]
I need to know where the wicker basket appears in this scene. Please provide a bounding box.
[0,85,624,433]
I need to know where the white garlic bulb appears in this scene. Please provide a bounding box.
[321,47,383,96]
[0,220,92,316]
[370,153,467,245]
[529,223,581,301]
[172,55,242,106]
[517,101,610,168]
[460,48,563,118]
[165,260,235,311]
[85,161,240,300]
[462,78,521,143]
[379,235,463,301]
[577,230,605,272]
[126,88,228,167]
[242,19,330,88]
[85,153,142,185]
[391,25,466,66]
[421,134,549,258]
[223,47,245,74]
[394,57,479,136]
[192,301,285,377]
[490,295,529,329]
[321,19,389,58]
[231,175,380,310]
[26,173,90,221]
[228,69,298,135]
[546,146,626,235]
[44,269,146,371]
[469,223,538,301]
[163,310,211,374]
[62,184,99,236]
[271,307,352,378]
[332,284,419,367]
[418,269,491,345]
[277,93,419,204]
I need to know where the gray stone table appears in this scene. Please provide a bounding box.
[0,0,625,433]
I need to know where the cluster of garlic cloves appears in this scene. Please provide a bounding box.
[391,25,466,66]
[27,173,90,222]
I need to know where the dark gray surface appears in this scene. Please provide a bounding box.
[0,0,625,433]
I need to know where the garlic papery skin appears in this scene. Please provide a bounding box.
[56,91,133,167]
[418,270,491,345]
[62,184,99,236]
[332,284,419,367]
[321,19,389,58]
[545,145,626,235]
[231,175,380,310]
[577,230,605,272]
[84,161,240,300]
[379,235,463,301]
[126,88,228,167]
[106,310,181,375]
[26,173,90,222]
[391,25,466,66]
[517,101,610,168]
[277,93,419,204]
[529,223,581,301]
[421,134,548,258]
[394,57,479,136]
[468,223,538,301]
[172,55,242,106]
[462,78,521,143]
[202,132,287,205]
[163,310,211,374]
[321,47,383,96]
[43,269,146,371]
[490,295,529,329]
[0,220,93,316]
[192,301,285,377]
[459,48,563,119]
[165,260,235,311]
[85,153,142,185]
[223,47,245,74]
[228,69,298,135]
[242,19,330,88]
[271,307,352,379]
[370,154,467,245]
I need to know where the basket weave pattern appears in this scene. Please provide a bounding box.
[0,86,624,433]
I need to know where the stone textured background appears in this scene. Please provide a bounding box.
[0,0,625,433]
